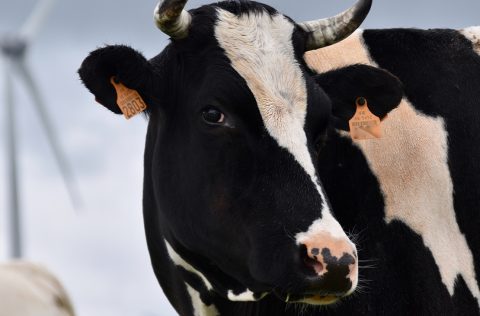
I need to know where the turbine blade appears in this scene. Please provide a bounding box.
[19,0,57,41]
[12,59,82,211]
[4,60,23,258]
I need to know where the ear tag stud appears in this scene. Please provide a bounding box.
[349,97,382,140]
[110,77,148,120]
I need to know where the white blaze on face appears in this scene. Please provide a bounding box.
[461,26,480,55]
[305,31,480,306]
[215,8,334,214]
[215,8,354,263]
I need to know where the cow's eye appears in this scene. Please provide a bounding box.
[202,107,225,125]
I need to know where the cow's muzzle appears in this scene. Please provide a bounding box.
[292,233,358,305]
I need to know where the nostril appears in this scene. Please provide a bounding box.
[300,245,324,275]
[304,256,324,274]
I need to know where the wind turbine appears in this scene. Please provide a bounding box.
[1,0,80,259]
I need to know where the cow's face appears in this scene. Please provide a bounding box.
[79,0,402,306]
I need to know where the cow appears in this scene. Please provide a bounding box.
[78,0,480,315]
[0,261,75,316]
[305,27,480,316]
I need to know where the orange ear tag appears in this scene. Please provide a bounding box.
[348,97,382,140]
[110,77,148,120]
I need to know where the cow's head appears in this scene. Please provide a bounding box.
[79,0,402,306]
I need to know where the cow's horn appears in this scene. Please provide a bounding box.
[299,0,372,51]
[154,0,192,39]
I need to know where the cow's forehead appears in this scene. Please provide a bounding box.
[214,8,330,210]
[215,10,308,174]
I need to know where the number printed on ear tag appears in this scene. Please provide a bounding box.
[110,77,148,120]
[349,97,382,140]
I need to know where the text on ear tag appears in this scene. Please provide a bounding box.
[349,97,382,140]
[110,77,148,120]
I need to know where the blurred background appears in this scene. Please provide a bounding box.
[0,0,479,315]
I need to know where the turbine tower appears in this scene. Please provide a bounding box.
[1,0,79,259]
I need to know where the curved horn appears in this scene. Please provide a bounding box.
[299,0,372,51]
[154,0,192,39]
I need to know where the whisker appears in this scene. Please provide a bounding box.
[359,265,377,269]
[358,258,379,263]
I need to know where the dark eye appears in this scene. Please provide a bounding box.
[202,107,225,125]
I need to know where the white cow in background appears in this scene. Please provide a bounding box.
[0,261,75,316]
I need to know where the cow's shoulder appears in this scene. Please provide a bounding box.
[307,28,480,312]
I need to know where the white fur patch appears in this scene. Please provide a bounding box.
[305,30,371,73]
[227,289,268,302]
[165,240,213,291]
[227,289,256,301]
[305,32,480,307]
[460,26,480,55]
[296,212,350,242]
[364,101,480,303]
[215,9,349,235]
[186,283,219,316]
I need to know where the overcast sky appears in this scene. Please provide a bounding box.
[1,0,480,315]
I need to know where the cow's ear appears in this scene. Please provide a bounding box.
[78,45,155,115]
[315,64,403,131]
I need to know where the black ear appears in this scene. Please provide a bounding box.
[78,45,155,115]
[315,64,403,131]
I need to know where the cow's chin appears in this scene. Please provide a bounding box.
[296,295,341,306]
[272,291,349,306]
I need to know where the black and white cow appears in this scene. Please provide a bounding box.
[305,26,480,315]
[78,0,480,315]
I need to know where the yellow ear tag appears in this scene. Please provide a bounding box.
[110,77,148,120]
[349,97,382,140]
